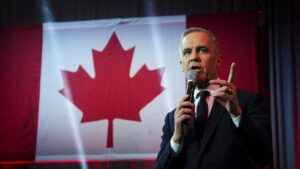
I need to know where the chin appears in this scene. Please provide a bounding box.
[196,78,209,89]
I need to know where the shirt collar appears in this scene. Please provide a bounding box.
[193,77,220,99]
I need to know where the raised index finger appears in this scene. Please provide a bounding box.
[227,62,236,83]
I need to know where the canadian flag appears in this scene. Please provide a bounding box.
[0,13,258,162]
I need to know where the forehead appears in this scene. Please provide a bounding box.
[181,32,213,49]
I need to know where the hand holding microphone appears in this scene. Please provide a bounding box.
[172,70,199,143]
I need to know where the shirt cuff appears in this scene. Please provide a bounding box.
[229,113,241,127]
[170,139,183,154]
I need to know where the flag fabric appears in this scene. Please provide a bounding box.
[0,13,258,162]
[36,15,186,161]
[0,26,42,161]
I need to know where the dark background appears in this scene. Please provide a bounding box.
[0,0,299,169]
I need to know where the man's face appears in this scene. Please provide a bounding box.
[180,31,222,87]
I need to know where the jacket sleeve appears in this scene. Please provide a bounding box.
[154,110,185,169]
[235,91,273,167]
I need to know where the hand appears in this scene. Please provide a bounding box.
[171,95,195,143]
[209,63,242,117]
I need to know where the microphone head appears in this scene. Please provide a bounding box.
[187,70,199,82]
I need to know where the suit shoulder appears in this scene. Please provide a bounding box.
[237,89,262,99]
[237,89,264,105]
[163,108,176,128]
[164,108,176,120]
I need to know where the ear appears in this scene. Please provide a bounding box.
[179,59,185,72]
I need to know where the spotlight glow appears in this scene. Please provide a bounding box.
[40,1,89,168]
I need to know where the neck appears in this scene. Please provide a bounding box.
[196,74,218,89]
[196,79,210,89]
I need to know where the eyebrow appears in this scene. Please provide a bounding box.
[182,45,208,52]
[196,46,209,51]
[196,45,208,49]
[182,47,191,52]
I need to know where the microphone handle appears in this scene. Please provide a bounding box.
[186,81,196,104]
[182,81,196,124]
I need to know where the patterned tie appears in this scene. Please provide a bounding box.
[196,90,210,122]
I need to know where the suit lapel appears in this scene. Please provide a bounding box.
[197,100,227,161]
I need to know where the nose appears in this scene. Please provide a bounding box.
[189,49,201,63]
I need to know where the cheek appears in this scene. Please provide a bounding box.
[180,59,189,71]
[202,58,217,74]
[203,56,218,67]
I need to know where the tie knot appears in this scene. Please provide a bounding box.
[197,90,210,100]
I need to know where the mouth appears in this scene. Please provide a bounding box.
[190,65,202,72]
[189,66,207,85]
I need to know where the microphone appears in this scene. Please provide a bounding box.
[181,70,199,124]
[186,70,199,104]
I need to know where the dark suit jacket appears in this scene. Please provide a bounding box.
[155,89,272,169]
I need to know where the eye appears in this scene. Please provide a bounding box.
[182,49,191,57]
[196,46,209,54]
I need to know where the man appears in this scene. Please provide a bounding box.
[154,27,272,169]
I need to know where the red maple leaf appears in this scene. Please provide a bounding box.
[59,32,165,148]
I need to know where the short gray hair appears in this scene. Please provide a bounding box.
[179,27,220,57]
